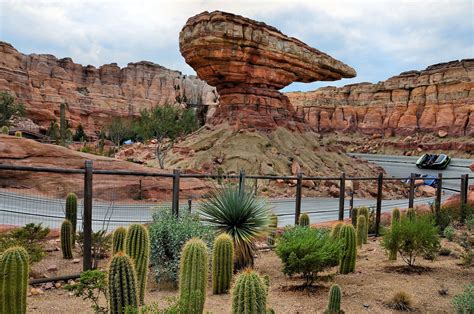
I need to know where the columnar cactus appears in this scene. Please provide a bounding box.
[0,246,29,314]
[15,131,22,137]
[388,208,401,261]
[212,233,234,294]
[358,207,369,243]
[392,208,401,224]
[406,208,416,221]
[61,219,73,259]
[125,224,150,304]
[339,224,356,274]
[112,227,127,255]
[179,238,208,314]
[231,269,268,314]
[356,215,366,248]
[1,126,9,135]
[324,284,342,314]
[65,192,78,245]
[267,213,278,246]
[351,207,359,227]
[108,253,138,313]
[299,213,310,227]
[331,222,344,239]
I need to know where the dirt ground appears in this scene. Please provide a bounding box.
[28,236,473,313]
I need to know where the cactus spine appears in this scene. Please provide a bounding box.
[112,227,127,255]
[65,192,77,245]
[125,224,150,304]
[356,215,366,248]
[267,213,278,246]
[331,222,344,239]
[1,126,8,135]
[299,213,310,227]
[339,224,356,274]
[212,233,234,294]
[179,238,208,314]
[358,207,369,243]
[108,253,138,313]
[231,269,268,314]
[15,131,22,137]
[0,246,29,314]
[324,284,342,314]
[406,208,416,220]
[61,219,73,259]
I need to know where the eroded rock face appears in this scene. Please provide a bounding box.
[287,60,474,136]
[179,11,356,131]
[0,41,217,136]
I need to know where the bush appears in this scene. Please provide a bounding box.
[382,216,440,267]
[65,270,107,313]
[444,225,455,241]
[0,223,50,263]
[467,215,474,232]
[458,232,474,268]
[387,291,413,311]
[77,230,111,269]
[452,284,474,314]
[436,205,461,231]
[275,226,341,286]
[149,208,214,284]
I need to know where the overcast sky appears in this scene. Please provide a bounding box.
[0,0,472,92]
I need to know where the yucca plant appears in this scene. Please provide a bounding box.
[199,185,271,270]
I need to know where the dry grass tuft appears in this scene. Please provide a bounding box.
[387,291,414,311]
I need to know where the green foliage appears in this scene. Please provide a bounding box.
[267,213,278,247]
[0,223,49,263]
[108,253,138,313]
[356,215,366,248]
[61,220,73,259]
[357,207,369,243]
[458,232,474,268]
[460,204,473,224]
[406,208,416,221]
[112,227,127,255]
[299,213,310,227]
[231,269,268,314]
[339,224,357,274]
[199,186,270,270]
[77,230,111,269]
[1,125,9,134]
[149,208,214,284]
[125,224,150,304]
[324,284,342,314]
[467,215,474,232]
[0,246,29,314]
[46,121,60,143]
[330,222,344,239]
[73,124,88,141]
[65,192,78,245]
[275,227,341,286]
[452,284,474,314]
[444,225,456,241]
[15,131,22,137]
[382,216,440,267]
[212,233,234,294]
[179,238,208,314]
[107,117,134,148]
[0,92,25,127]
[65,270,107,313]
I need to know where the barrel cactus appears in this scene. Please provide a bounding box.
[356,215,366,248]
[125,224,150,304]
[406,208,416,221]
[65,192,78,245]
[324,284,343,314]
[267,213,278,246]
[61,219,73,259]
[179,238,208,314]
[339,224,356,274]
[108,253,138,313]
[231,269,268,314]
[112,227,127,255]
[1,126,9,135]
[331,222,344,239]
[0,246,29,314]
[15,131,22,137]
[358,207,369,243]
[299,213,310,227]
[212,233,234,294]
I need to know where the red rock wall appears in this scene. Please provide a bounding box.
[287,60,474,136]
[0,42,217,136]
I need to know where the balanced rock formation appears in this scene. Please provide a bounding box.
[0,41,217,136]
[179,11,356,131]
[287,59,474,136]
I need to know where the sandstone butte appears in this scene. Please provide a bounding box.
[0,41,217,136]
[179,10,356,132]
[287,59,474,137]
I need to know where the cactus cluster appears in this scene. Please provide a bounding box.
[1,126,9,135]
[212,233,234,294]
[61,219,73,259]
[179,238,208,314]
[356,215,367,248]
[0,246,29,314]
[125,224,150,304]
[231,269,268,314]
[65,193,78,245]
[330,222,344,239]
[324,284,343,314]
[112,227,127,255]
[108,253,138,313]
[339,224,356,274]
[267,213,278,246]
[299,213,310,227]
[406,208,416,220]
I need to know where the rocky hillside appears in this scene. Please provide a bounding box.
[287,60,474,137]
[0,42,217,135]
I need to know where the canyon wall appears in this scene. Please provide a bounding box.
[287,59,474,137]
[0,41,217,135]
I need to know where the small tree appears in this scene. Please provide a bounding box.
[107,117,133,148]
[73,124,87,142]
[134,105,197,169]
[0,92,25,127]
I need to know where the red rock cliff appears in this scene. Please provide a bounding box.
[287,60,474,136]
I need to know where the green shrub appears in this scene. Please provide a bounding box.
[275,226,341,286]
[444,225,455,241]
[77,230,111,269]
[458,232,474,268]
[267,213,278,247]
[452,284,474,314]
[0,223,49,263]
[467,215,474,231]
[382,216,440,267]
[65,270,107,313]
[436,206,461,231]
[460,204,473,224]
[149,208,214,284]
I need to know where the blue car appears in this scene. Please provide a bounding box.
[404,174,439,188]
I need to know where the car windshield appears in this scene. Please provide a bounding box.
[435,155,446,163]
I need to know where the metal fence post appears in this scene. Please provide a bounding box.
[83,160,93,271]
[408,172,415,209]
[461,174,469,206]
[172,168,180,217]
[338,172,346,221]
[239,169,246,194]
[295,172,303,225]
[187,198,192,213]
[435,173,442,215]
[375,173,383,236]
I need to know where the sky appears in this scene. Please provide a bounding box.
[0,0,472,92]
